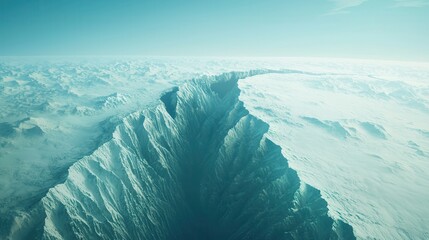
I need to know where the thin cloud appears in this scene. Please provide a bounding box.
[327,0,367,14]
[326,0,428,15]
[393,0,429,7]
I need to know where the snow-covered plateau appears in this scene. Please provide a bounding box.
[0,57,428,240]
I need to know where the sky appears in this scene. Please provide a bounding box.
[0,0,428,61]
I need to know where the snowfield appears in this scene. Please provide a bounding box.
[0,57,428,239]
[239,72,429,239]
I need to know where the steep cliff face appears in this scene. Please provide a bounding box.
[9,72,355,239]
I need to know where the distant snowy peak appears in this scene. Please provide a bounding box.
[94,92,130,110]
[71,105,96,116]
[0,117,45,139]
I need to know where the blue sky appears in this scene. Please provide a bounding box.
[0,0,428,61]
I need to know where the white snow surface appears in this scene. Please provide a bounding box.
[1,57,428,239]
[239,67,429,239]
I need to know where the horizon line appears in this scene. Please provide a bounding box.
[1,55,429,64]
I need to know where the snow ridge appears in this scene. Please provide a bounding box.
[6,71,355,239]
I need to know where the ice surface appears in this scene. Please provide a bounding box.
[1,57,428,239]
